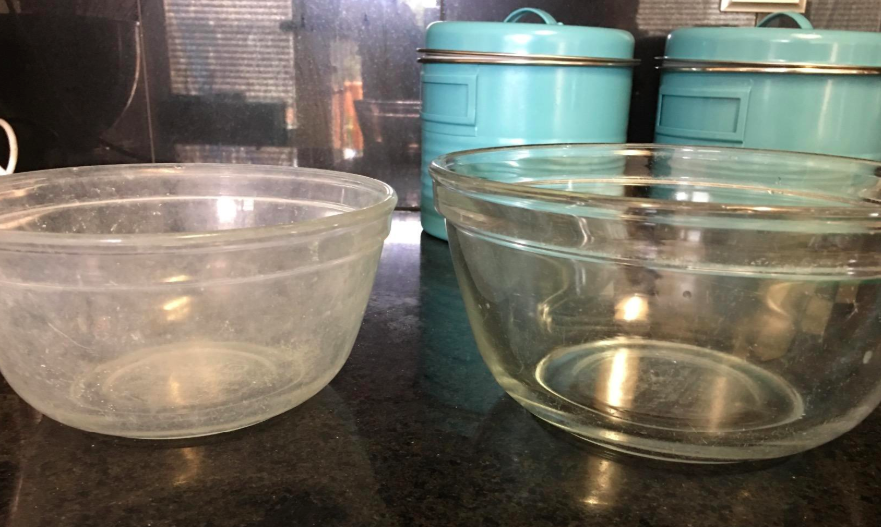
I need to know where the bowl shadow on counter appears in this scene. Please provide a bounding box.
[417,233,505,425]
[5,387,393,527]
[472,396,870,526]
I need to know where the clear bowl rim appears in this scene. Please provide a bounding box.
[0,163,398,249]
[429,143,881,221]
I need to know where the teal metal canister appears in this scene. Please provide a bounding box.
[418,8,637,240]
[656,12,881,160]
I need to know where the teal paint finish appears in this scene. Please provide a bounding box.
[656,72,881,160]
[656,12,881,160]
[665,16,881,67]
[419,9,636,239]
[657,83,750,143]
[425,9,635,59]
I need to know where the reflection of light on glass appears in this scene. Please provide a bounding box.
[216,197,238,224]
[618,148,651,157]
[707,374,730,431]
[537,301,552,331]
[598,429,625,443]
[606,349,630,408]
[163,297,190,311]
[674,190,709,203]
[242,198,254,212]
[765,282,794,316]
[344,148,358,160]
[163,296,192,321]
[616,295,648,322]
[164,274,190,283]
[169,378,183,405]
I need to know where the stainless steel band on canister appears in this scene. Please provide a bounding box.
[658,57,881,76]
[419,48,640,68]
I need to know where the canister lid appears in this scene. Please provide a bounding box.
[663,12,881,72]
[421,8,636,66]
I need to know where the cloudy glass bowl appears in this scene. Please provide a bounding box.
[0,164,396,438]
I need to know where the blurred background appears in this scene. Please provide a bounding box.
[0,0,879,208]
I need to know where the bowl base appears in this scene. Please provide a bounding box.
[536,338,804,433]
[533,415,751,464]
[56,340,312,438]
[527,338,808,462]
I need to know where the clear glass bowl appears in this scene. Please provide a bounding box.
[431,144,881,463]
[0,164,396,439]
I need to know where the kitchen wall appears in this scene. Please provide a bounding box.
[1,0,879,207]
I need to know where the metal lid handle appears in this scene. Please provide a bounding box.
[757,11,814,30]
[503,8,559,25]
[0,119,17,175]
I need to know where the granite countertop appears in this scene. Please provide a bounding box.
[1,212,879,526]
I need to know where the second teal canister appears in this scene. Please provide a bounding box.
[655,12,881,160]
[418,8,637,240]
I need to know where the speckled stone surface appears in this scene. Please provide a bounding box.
[1,212,879,526]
